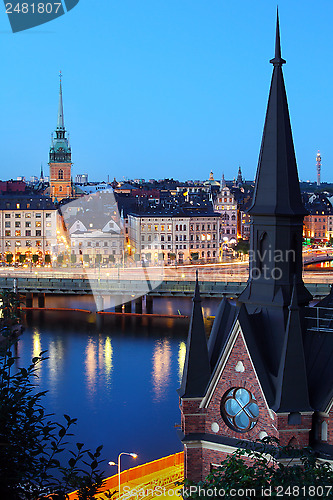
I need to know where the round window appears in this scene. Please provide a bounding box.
[221,387,259,433]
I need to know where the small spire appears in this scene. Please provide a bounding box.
[270,7,286,66]
[57,70,65,130]
[40,163,44,180]
[178,271,211,398]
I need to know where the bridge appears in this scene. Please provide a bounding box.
[0,276,331,300]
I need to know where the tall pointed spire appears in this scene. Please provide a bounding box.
[178,271,211,398]
[239,10,311,310]
[249,9,304,216]
[57,71,65,131]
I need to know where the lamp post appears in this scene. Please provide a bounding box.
[109,451,137,498]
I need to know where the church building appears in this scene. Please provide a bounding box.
[49,74,73,202]
[178,13,333,482]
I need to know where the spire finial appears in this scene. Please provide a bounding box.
[270,7,286,66]
[57,71,65,130]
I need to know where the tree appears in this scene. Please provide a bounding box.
[0,293,113,500]
[32,254,39,264]
[233,238,250,254]
[182,439,333,499]
[6,253,13,264]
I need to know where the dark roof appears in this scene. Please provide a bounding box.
[0,193,55,210]
[273,282,312,413]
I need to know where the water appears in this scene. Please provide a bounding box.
[14,295,219,474]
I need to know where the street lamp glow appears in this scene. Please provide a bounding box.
[109,452,138,498]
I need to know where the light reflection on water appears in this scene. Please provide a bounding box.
[15,296,219,471]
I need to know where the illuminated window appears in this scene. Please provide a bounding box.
[25,213,31,218]
[15,230,21,237]
[15,241,21,247]
[36,221,41,228]
[221,388,259,433]
[26,241,31,247]
[36,241,41,247]
[15,214,21,219]
[16,204,20,209]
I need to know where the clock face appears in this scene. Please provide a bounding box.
[220,387,259,433]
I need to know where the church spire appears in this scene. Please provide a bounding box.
[249,10,304,217]
[178,271,211,398]
[239,10,311,310]
[57,71,65,131]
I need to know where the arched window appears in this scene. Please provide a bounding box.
[321,421,328,441]
[58,169,64,180]
[59,186,63,192]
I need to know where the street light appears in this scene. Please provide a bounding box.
[109,452,138,498]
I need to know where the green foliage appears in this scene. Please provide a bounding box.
[233,238,250,254]
[70,254,77,264]
[19,254,26,263]
[183,439,333,499]
[32,254,39,264]
[45,255,52,264]
[0,294,112,500]
[6,253,13,263]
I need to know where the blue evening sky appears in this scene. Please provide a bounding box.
[0,0,332,183]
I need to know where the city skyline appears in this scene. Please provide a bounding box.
[0,1,332,182]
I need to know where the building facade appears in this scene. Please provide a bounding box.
[0,195,57,264]
[128,212,219,264]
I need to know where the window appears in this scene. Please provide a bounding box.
[196,225,199,231]
[168,235,171,242]
[25,213,31,218]
[104,242,108,247]
[161,235,165,241]
[15,222,21,228]
[26,241,31,247]
[15,241,21,247]
[15,214,21,219]
[35,213,41,218]
[141,235,145,241]
[161,225,165,231]
[184,244,187,249]
[25,221,31,228]
[36,221,41,228]
[148,224,151,231]
[87,242,91,247]
[5,230,10,237]
[46,222,52,227]
[221,388,259,433]
[36,241,41,247]
[5,214,10,218]
[167,224,172,231]
[58,169,64,180]
[5,241,10,247]
[176,225,178,231]
[183,224,186,231]
[16,204,20,209]
[15,230,21,237]
[46,213,51,218]
[5,222,10,228]
[25,230,31,236]
[36,230,41,237]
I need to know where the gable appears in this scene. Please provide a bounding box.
[201,321,277,442]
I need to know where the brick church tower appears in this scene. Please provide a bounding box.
[49,73,72,202]
[179,12,333,482]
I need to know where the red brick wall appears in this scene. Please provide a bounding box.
[204,330,278,442]
[276,414,313,447]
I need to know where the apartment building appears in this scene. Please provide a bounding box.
[128,211,219,264]
[0,195,57,263]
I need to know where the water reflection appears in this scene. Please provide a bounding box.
[48,338,65,395]
[85,336,113,400]
[152,339,171,401]
[178,342,186,383]
[85,338,97,399]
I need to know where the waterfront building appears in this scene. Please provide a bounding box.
[179,14,333,482]
[49,74,73,202]
[128,211,219,264]
[0,194,57,264]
